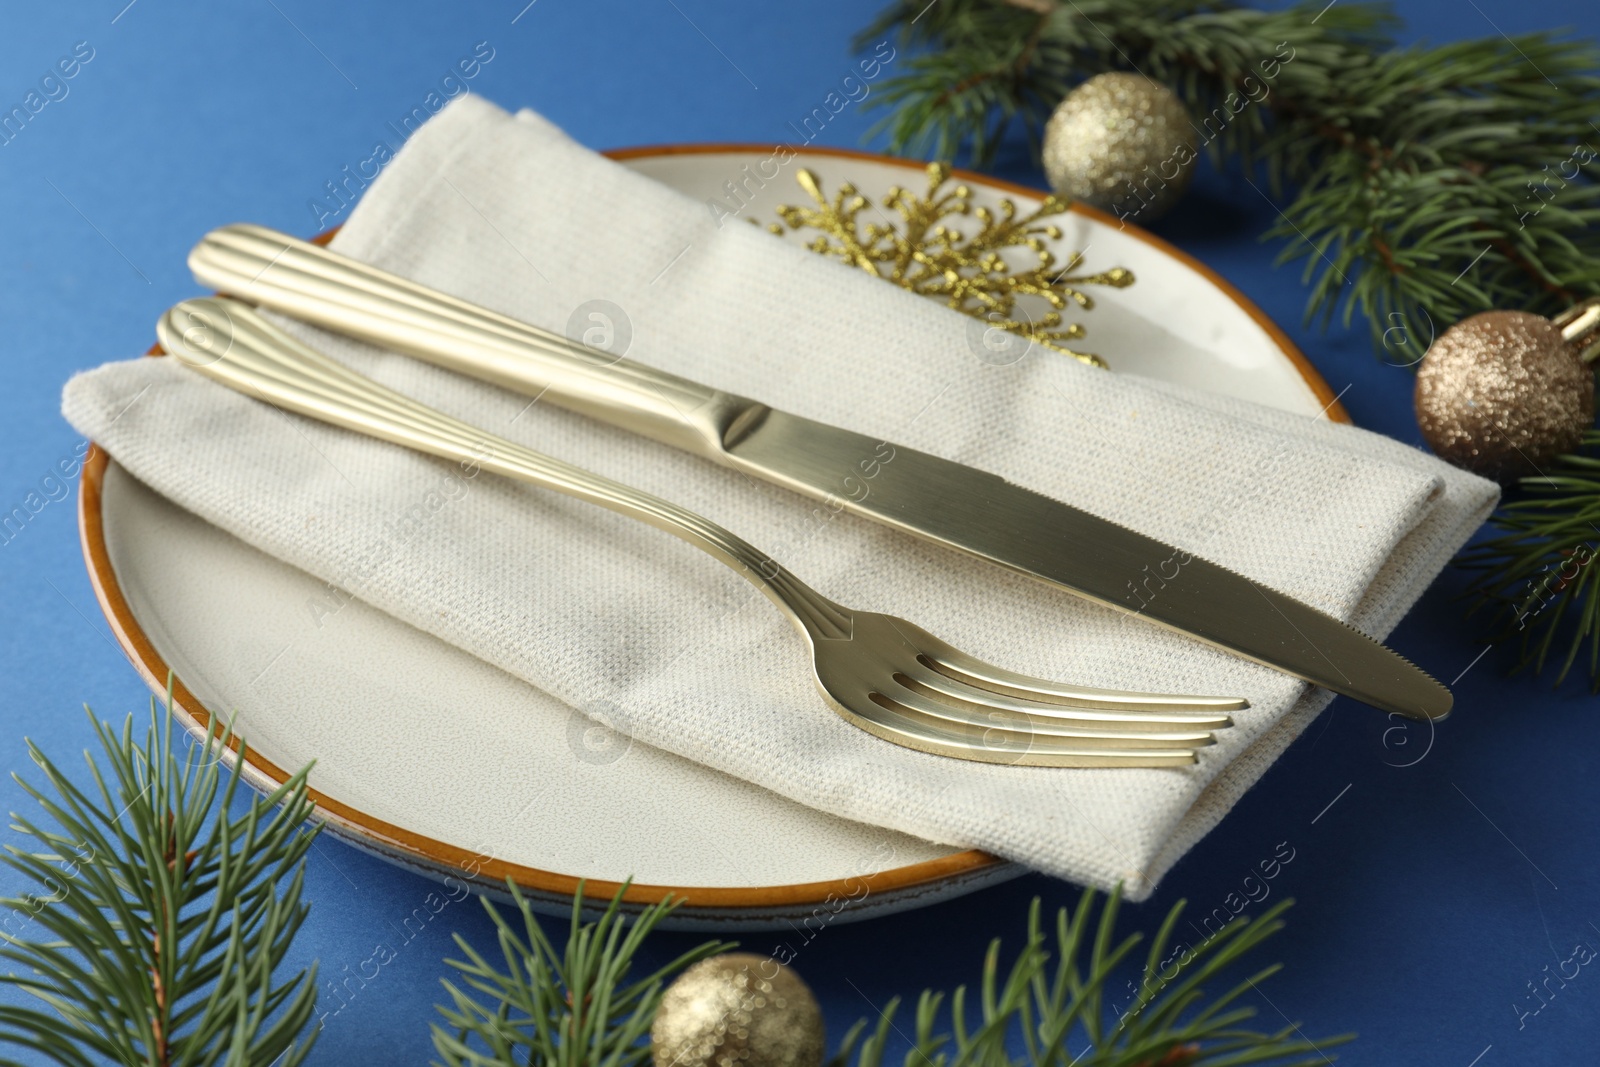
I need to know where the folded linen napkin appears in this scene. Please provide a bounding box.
[62,95,1497,898]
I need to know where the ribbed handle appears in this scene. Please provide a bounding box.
[188,224,763,461]
[155,297,852,642]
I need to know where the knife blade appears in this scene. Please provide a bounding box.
[189,224,1451,721]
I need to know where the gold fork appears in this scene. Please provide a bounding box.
[156,297,1244,768]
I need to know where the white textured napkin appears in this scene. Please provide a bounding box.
[62,96,1497,898]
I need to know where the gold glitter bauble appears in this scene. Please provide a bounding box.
[1414,310,1593,482]
[651,954,824,1067]
[1041,73,1196,223]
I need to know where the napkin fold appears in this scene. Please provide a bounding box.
[62,95,1497,897]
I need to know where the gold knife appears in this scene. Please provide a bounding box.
[188,224,1451,721]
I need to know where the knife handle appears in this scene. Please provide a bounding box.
[188,224,761,462]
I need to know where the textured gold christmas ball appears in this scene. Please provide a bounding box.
[1414,310,1594,482]
[651,954,824,1067]
[1041,73,1196,223]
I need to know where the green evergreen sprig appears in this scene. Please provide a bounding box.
[430,883,729,1067]
[0,686,320,1067]
[855,0,1600,362]
[430,879,1347,1067]
[1462,430,1600,689]
[829,888,1345,1067]
[0,694,1350,1066]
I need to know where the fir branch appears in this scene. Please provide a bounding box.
[828,887,1348,1067]
[857,0,1600,362]
[0,683,320,1067]
[435,883,1344,1067]
[0,694,1354,1066]
[1462,430,1600,689]
[430,882,729,1067]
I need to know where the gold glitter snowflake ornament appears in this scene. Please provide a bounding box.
[762,162,1134,367]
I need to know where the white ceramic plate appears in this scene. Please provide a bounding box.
[80,146,1344,930]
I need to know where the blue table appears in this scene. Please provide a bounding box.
[0,1,1594,1062]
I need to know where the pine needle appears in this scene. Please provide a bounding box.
[827,888,1349,1067]
[430,882,729,1067]
[0,688,1351,1066]
[1462,430,1600,689]
[0,679,320,1067]
[434,883,1347,1067]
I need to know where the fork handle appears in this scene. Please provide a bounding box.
[188,224,764,464]
[157,297,852,642]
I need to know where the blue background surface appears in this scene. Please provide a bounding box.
[0,0,1595,1062]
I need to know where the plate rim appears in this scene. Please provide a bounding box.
[75,142,1351,915]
